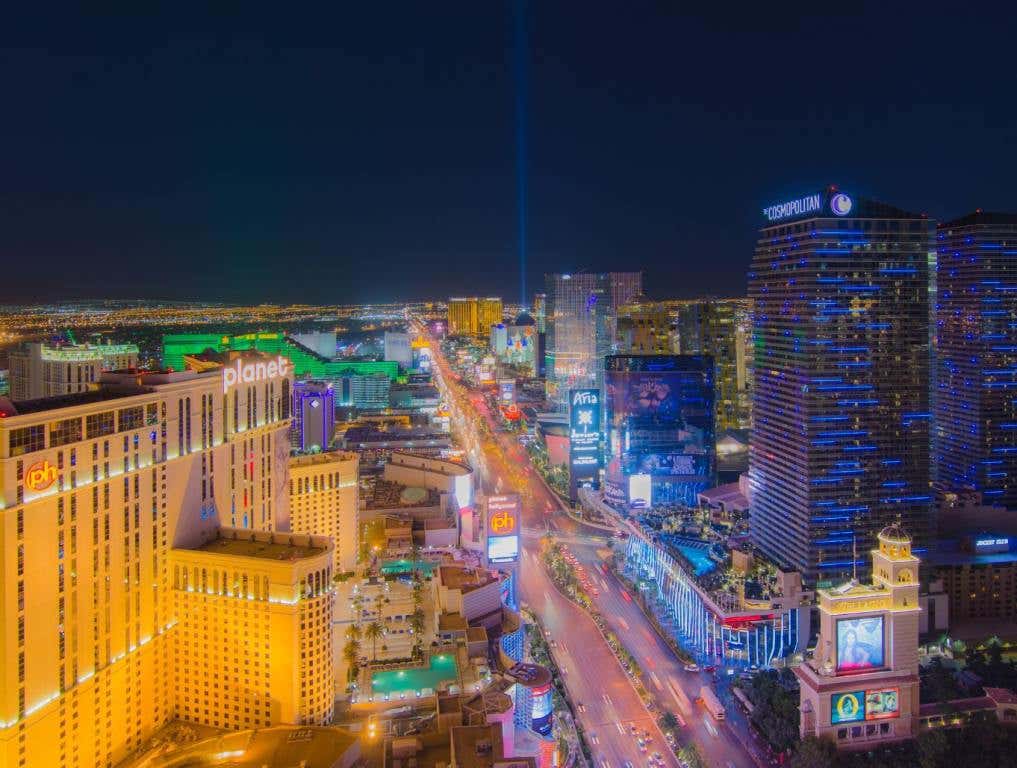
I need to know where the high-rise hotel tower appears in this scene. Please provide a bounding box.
[748,188,934,585]
[935,212,1017,506]
[0,354,298,768]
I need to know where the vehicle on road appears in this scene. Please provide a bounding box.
[703,665,717,674]
[620,589,632,602]
[700,685,726,720]
[683,663,699,672]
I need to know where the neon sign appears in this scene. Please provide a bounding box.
[25,460,57,492]
[489,508,517,535]
[222,355,291,393]
[763,193,821,222]
[976,537,1009,548]
[830,193,853,216]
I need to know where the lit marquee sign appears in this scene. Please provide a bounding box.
[762,190,855,222]
[487,494,521,564]
[763,193,821,222]
[569,388,602,494]
[975,536,1009,553]
[25,460,57,492]
[831,687,899,725]
[222,355,291,393]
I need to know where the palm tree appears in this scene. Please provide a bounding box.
[365,621,384,662]
[346,623,362,643]
[342,639,361,682]
[411,607,425,636]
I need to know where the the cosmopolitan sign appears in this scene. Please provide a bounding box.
[763,193,822,222]
[222,355,291,393]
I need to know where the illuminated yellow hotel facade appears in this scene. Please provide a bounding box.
[0,356,334,768]
[288,451,359,574]
[170,529,335,729]
[447,297,503,338]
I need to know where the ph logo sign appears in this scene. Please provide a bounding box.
[490,509,517,535]
[26,460,57,492]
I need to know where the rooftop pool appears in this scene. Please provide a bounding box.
[370,654,458,697]
[665,536,718,577]
[380,559,438,577]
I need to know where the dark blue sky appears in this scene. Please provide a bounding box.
[1,4,1014,305]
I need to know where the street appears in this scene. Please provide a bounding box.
[424,326,760,768]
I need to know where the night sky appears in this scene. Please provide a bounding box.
[2,4,1014,305]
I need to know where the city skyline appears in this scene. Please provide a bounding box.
[4,6,1017,768]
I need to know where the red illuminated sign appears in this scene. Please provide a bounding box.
[25,460,57,492]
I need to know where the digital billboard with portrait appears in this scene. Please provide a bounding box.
[836,617,884,672]
[830,691,865,724]
[864,688,900,720]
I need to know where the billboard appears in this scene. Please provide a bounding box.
[836,617,884,673]
[498,379,516,404]
[604,356,715,506]
[831,691,865,724]
[629,473,652,508]
[830,688,900,725]
[569,388,602,494]
[487,535,519,563]
[531,683,553,735]
[864,688,900,721]
[487,494,521,564]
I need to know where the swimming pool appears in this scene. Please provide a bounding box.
[665,536,718,577]
[370,654,458,696]
[379,559,437,577]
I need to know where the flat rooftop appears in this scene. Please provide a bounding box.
[289,450,359,467]
[1,386,150,416]
[186,529,328,561]
[124,723,358,768]
[439,565,498,593]
[365,478,441,510]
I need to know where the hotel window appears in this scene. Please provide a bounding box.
[118,406,144,432]
[9,425,45,456]
[86,412,116,439]
[51,417,83,447]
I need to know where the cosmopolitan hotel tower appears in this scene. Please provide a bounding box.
[935,212,1017,506]
[0,352,334,768]
[748,187,934,585]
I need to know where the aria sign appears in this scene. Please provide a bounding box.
[222,355,291,393]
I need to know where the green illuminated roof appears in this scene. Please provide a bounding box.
[162,332,398,381]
